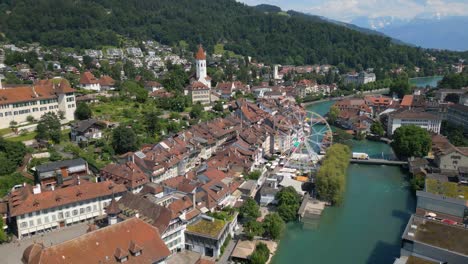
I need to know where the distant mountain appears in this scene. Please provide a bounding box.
[0,0,465,69]
[351,16,409,30]
[352,16,468,51]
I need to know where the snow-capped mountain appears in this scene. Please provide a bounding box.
[351,15,468,51]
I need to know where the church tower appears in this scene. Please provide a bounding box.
[195,44,208,85]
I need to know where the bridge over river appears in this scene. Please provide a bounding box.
[349,158,408,166]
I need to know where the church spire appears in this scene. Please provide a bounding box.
[195,44,206,60]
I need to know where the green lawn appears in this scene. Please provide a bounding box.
[6,132,37,142]
[0,128,12,137]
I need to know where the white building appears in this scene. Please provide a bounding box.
[8,181,126,239]
[387,110,441,136]
[0,78,76,129]
[344,72,376,86]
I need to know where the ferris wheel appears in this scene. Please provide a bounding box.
[276,110,333,172]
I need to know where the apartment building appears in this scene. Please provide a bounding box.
[8,181,126,239]
[0,78,76,129]
[387,109,441,136]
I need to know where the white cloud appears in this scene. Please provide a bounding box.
[238,0,468,21]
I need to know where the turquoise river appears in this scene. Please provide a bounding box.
[272,101,416,264]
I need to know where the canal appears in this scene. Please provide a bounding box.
[272,101,416,264]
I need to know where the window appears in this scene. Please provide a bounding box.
[80,208,84,214]
[52,215,56,221]
[58,212,64,219]
[37,218,42,225]
[93,205,97,211]
[29,220,34,227]
[86,206,91,213]
[45,216,49,223]
[65,211,70,218]
[20,222,27,228]
[72,210,78,216]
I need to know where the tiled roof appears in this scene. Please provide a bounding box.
[390,109,439,120]
[117,192,172,234]
[101,162,149,190]
[79,71,99,85]
[98,75,115,87]
[189,81,209,90]
[0,79,75,106]
[400,95,414,107]
[9,181,126,217]
[22,218,170,264]
[35,158,87,174]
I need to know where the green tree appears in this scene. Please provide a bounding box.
[244,220,264,240]
[390,78,411,98]
[315,144,351,205]
[410,173,425,191]
[36,112,61,143]
[0,153,16,175]
[213,100,224,112]
[190,102,204,119]
[112,126,138,154]
[144,111,162,137]
[262,213,285,240]
[391,125,431,158]
[239,197,260,220]
[328,106,340,124]
[276,186,301,222]
[370,121,385,137]
[0,138,27,167]
[246,170,261,180]
[250,242,270,264]
[75,102,92,120]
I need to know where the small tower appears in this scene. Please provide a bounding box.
[195,44,207,84]
[105,198,121,226]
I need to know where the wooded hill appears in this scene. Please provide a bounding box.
[0,0,466,70]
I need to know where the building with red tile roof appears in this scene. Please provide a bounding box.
[8,181,126,239]
[400,95,414,108]
[0,78,76,129]
[79,71,115,91]
[21,217,170,264]
[101,162,149,193]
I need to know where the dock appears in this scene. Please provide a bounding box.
[349,158,408,166]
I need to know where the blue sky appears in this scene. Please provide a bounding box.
[239,0,468,21]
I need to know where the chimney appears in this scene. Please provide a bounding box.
[135,213,140,218]
[77,176,81,185]
[51,185,55,191]
[33,184,42,194]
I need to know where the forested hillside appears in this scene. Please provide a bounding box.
[0,0,466,69]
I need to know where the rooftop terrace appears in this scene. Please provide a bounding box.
[407,216,468,255]
[186,218,227,238]
[425,179,468,201]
